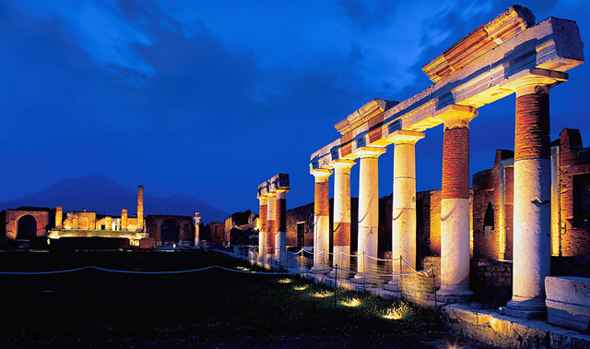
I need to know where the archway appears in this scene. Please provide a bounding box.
[161,219,180,243]
[17,215,37,240]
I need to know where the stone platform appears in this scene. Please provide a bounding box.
[444,304,590,349]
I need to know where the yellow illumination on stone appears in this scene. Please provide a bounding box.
[277,278,292,284]
[381,302,412,320]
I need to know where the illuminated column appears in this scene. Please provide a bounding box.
[137,185,144,231]
[385,131,424,293]
[310,167,332,273]
[55,206,63,229]
[331,159,355,276]
[505,85,551,318]
[275,189,288,268]
[354,147,386,282]
[265,192,276,269]
[438,106,477,302]
[121,209,128,231]
[194,212,201,247]
[257,194,268,265]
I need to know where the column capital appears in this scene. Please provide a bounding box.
[385,130,425,145]
[331,159,356,171]
[310,167,332,181]
[355,146,386,159]
[505,68,567,97]
[437,104,477,129]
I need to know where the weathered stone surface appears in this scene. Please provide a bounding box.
[444,303,590,348]
[546,276,590,332]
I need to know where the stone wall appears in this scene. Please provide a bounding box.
[2,209,50,240]
[471,259,512,307]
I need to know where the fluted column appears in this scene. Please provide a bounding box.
[257,195,267,265]
[265,192,276,269]
[438,106,477,302]
[331,159,355,276]
[275,189,288,268]
[354,147,386,283]
[311,168,332,273]
[385,131,424,293]
[505,84,551,318]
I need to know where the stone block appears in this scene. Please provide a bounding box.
[546,276,590,332]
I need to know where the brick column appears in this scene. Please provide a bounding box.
[311,168,332,273]
[384,131,424,294]
[265,192,276,269]
[137,185,144,231]
[439,106,477,303]
[330,159,355,277]
[275,189,288,268]
[353,147,386,283]
[194,212,201,247]
[505,85,551,319]
[55,206,63,229]
[257,195,268,266]
[121,209,128,231]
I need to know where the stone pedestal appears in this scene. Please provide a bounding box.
[506,86,551,318]
[311,168,332,274]
[354,147,385,282]
[546,276,590,331]
[438,106,476,303]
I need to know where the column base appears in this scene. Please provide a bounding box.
[351,272,376,285]
[311,265,331,274]
[502,297,547,320]
[436,286,473,304]
[327,267,352,279]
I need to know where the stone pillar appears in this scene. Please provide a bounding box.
[265,192,276,269]
[438,106,477,302]
[137,185,144,231]
[275,189,288,268]
[55,206,63,229]
[354,147,386,283]
[258,195,267,266]
[331,159,355,276]
[385,131,424,293]
[310,168,332,273]
[121,209,128,231]
[505,85,551,318]
[194,212,201,247]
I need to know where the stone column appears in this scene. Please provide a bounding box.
[438,106,477,302]
[194,212,201,247]
[121,209,128,231]
[384,131,424,293]
[354,147,386,283]
[331,159,355,277]
[505,85,551,318]
[310,168,332,273]
[55,206,63,229]
[265,192,276,269]
[275,189,288,268]
[137,185,144,231]
[257,195,268,266]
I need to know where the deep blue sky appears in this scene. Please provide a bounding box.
[0,0,588,216]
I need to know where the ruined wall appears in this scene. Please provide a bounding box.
[472,169,497,259]
[3,209,50,240]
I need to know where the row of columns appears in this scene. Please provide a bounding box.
[310,84,551,316]
[257,175,290,269]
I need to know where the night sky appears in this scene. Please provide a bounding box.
[0,1,588,216]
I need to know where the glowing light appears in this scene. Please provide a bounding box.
[236,266,250,272]
[293,285,309,291]
[339,297,362,308]
[311,290,334,298]
[381,302,412,320]
[277,278,293,284]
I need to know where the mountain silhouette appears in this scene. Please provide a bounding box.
[0,176,227,222]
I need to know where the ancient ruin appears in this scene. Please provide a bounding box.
[257,173,290,269]
[307,5,583,318]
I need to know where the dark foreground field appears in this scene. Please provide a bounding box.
[0,251,491,348]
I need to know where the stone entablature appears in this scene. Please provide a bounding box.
[310,8,583,170]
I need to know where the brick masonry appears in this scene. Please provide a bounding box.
[442,126,470,199]
[515,89,550,160]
